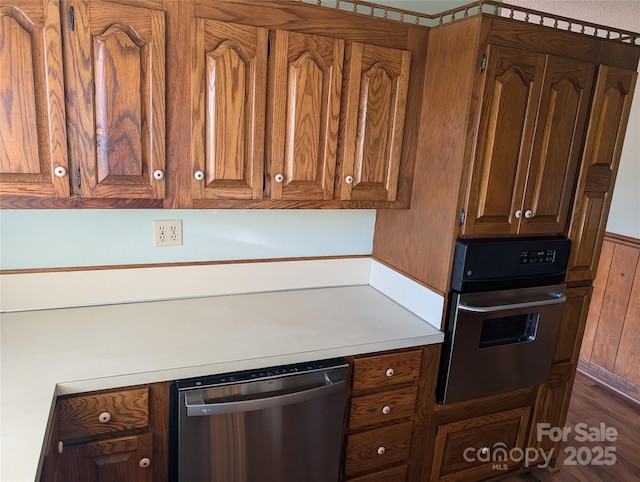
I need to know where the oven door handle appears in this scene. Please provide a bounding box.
[458,293,566,313]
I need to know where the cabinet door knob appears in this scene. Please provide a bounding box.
[98,411,111,423]
[345,175,354,184]
[153,169,165,180]
[524,209,534,219]
[194,170,204,181]
[382,405,391,415]
[377,446,386,455]
[139,457,151,468]
[385,368,394,377]
[54,166,67,178]
[514,209,523,219]
[274,173,284,183]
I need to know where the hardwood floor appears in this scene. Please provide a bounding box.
[496,370,640,482]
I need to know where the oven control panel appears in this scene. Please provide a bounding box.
[520,249,556,264]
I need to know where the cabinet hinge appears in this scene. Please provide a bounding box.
[458,209,466,226]
[68,6,75,31]
[75,167,81,189]
[480,53,487,73]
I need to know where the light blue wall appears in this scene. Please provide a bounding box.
[0,210,375,270]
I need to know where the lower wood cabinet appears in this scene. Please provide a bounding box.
[343,346,439,481]
[40,382,170,482]
[430,406,531,482]
[56,432,153,482]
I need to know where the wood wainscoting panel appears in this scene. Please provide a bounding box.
[580,233,640,393]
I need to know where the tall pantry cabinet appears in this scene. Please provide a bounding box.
[373,12,639,482]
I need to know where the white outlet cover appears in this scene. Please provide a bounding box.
[154,220,183,247]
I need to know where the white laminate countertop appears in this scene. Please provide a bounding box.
[0,259,444,482]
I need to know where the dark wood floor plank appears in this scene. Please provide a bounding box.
[495,370,640,482]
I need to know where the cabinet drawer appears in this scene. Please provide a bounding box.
[352,350,422,393]
[431,406,530,481]
[344,421,413,476]
[349,386,417,430]
[345,464,408,482]
[57,387,149,441]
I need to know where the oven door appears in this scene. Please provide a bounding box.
[437,284,566,404]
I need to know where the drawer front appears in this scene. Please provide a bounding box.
[349,386,417,430]
[344,421,413,476]
[352,350,422,393]
[432,406,531,481]
[58,387,149,441]
[345,464,408,482]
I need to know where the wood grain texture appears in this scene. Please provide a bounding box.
[337,42,410,202]
[348,386,417,431]
[61,0,165,200]
[266,29,343,200]
[57,387,149,442]
[581,234,640,391]
[0,0,70,198]
[590,243,639,371]
[373,16,484,296]
[496,371,640,482]
[345,464,407,482]
[431,406,530,481]
[552,286,592,365]
[566,66,637,284]
[351,350,422,394]
[344,421,413,477]
[58,432,153,482]
[191,18,267,200]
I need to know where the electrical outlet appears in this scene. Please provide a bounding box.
[154,220,183,246]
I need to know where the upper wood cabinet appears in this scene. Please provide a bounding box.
[566,66,637,283]
[191,19,267,201]
[462,45,594,236]
[189,8,412,207]
[61,0,166,200]
[337,43,411,202]
[266,30,344,201]
[0,0,70,198]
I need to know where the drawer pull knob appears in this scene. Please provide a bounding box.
[153,169,165,180]
[480,446,489,456]
[98,411,112,423]
[382,405,391,414]
[524,209,534,219]
[274,173,284,183]
[139,457,151,468]
[345,175,354,184]
[54,166,67,177]
[377,446,386,455]
[385,368,394,377]
[194,170,204,181]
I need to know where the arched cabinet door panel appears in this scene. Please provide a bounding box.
[337,42,411,202]
[62,0,166,200]
[0,0,70,198]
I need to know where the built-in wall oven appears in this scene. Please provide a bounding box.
[170,358,348,482]
[437,236,572,404]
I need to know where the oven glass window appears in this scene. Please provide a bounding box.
[479,313,539,348]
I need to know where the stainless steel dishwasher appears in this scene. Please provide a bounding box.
[173,358,348,482]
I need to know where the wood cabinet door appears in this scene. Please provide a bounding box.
[266,30,343,200]
[337,42,410,202]
[566,66,637,283]
[462,45,545,236]
[58,433,153,482]
[0,0,70,198]
[192,19,267,201]
[520,57,595,235]
[61,0,165,199]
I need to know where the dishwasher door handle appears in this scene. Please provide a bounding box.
[185,379,346,416]
[458,293,566,313]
